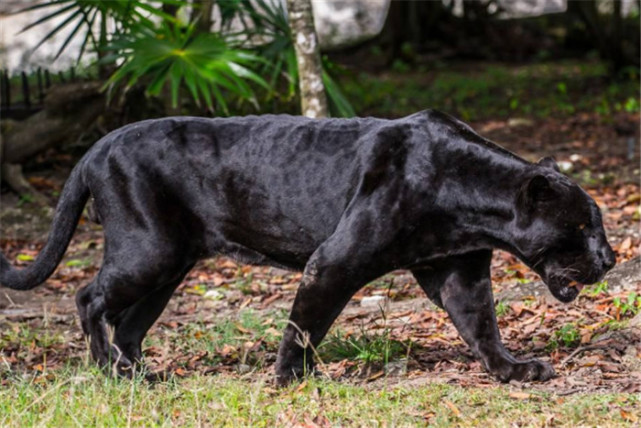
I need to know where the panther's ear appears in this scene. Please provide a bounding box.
[525,175,556,202]
[537,156,560,172]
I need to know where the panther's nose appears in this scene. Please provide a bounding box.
[599,246,616,271]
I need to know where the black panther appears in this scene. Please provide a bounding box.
[0,110,615,384]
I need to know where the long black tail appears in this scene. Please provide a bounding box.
[0,165,89,290]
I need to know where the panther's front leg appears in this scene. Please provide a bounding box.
[275,251,383,386]
[275,217,391,386]
[412,250,555,382]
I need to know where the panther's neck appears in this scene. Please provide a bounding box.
[431,136,532,253]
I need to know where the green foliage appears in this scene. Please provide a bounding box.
[104,21,269,113]
[322,331,407,366]
[624,96,640,113]
[321,321,408,366]
[64,258,93,268]
[17,194,35,206]
[391,59,411,73]
[1,323,64,349]
[17,0,355,117]
[322,62,356,117]
[495,300,509,317]
[148,309,288,368]
[613,292,641,317]
[571,169,616,187]
[341,61,639,120]
[604,319,628,331]
[243,0,297,97]
[504,269,532,284]
[16,0,184,62]
[232,271,255,295]
[583,280,609,297]
[548,323,580,350]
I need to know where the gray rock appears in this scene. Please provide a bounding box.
[312,0,390,50]
[360,295,388,309]
[604,256,640,292]
[385,358,408,376]
[496,257,640,302]
[629,312,641,330]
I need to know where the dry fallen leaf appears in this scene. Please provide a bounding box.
[509,391,532,400]
[295,380,308,392]
[444,400,461,417]
[619,237,632,251]
[620,409,638,422]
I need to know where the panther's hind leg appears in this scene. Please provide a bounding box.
[75,275,134,371]
[75,282,92,336]
[111,263,194,370]
[76,254,191,377]
[111,280,181,363]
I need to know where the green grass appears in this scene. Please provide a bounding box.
[321,328,409,366]
[0,368,638,427]
[3,308,633,426]
[145,308,288,369]
[340,60,640,121]
[1,306,639,426]
[1,323,66,350]
[495,300,510,317]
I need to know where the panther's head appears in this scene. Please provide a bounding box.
[511,157,616,303]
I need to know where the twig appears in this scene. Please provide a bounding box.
[126,372,136,428]
[0,355,11,371]
[3,292,16,307]
[560,344,609,367]
[288,320,329,380]
[555,388,587,396]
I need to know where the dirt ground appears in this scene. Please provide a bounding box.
[1,112,639,394]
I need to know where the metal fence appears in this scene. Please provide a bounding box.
[0,68,80,120]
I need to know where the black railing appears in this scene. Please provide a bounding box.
[0,67,81,120]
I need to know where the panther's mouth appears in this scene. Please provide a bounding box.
[567,280,585,291]
[547,276,585,303]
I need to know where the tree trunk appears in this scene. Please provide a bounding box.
[611,0,623,71]
[378,0,406,63]
[191,0,214,33]
[568,0,637,73]
[97,10,109,79]
[287,0,328,118]
[162,2,180,17]
[570,1,608,55]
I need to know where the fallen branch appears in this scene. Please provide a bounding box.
[1,82,105,202]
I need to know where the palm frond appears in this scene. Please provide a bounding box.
[16,0,188,61]
[104,21,269,114]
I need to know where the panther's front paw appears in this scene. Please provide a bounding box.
[275,358,316,387]
[495,359,556,382]
[275,365,304,387]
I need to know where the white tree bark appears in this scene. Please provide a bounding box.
[287,0,328,118]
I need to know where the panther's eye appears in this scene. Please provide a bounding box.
[578,223,586,231]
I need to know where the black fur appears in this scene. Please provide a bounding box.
[0,110,615,384]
